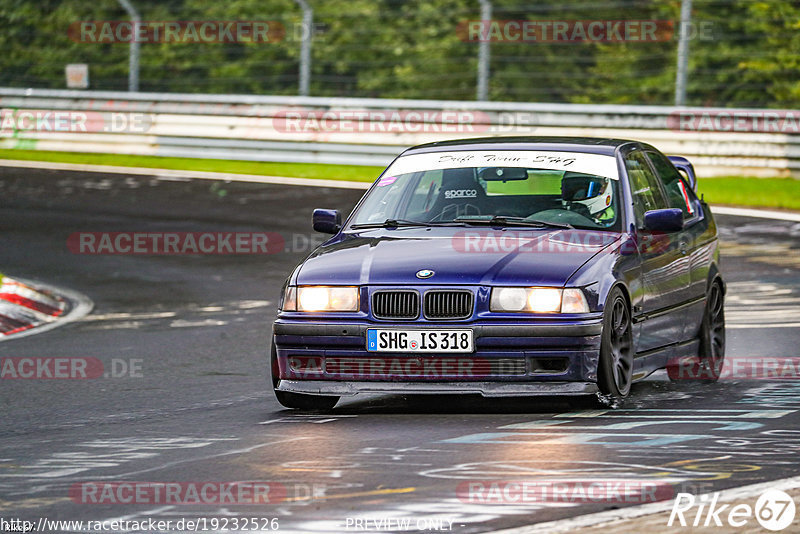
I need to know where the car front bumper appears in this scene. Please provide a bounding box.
[272,320,603,397]
[277,379,598,397]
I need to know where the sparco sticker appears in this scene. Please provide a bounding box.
[444,189,478,199]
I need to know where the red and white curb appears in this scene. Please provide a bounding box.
[0,275,93,341]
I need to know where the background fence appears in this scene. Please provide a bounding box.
[1,87,798,177]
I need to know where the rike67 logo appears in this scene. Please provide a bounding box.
[669,489,797,531]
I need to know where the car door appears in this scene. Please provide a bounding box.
[623,149,690,353]
[645,149,710,340]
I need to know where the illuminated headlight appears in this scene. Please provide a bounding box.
[490,287,589,313]
[288,286,360,312]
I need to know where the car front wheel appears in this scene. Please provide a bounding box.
[271,340,339,411]
[596,287,634,405]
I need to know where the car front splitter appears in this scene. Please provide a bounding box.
[277,379,599,397]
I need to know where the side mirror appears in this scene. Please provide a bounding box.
[667,155,697,192]
[644,208,684,233]
[312,209,341,234]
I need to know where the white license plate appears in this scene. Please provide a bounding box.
[367,329,474,353]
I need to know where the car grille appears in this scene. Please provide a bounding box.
[372,290,419,320]
[424,290,474,320]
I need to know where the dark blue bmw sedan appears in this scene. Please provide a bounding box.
[271,137,725,410]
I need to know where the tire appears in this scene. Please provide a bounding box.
[691,280,725,384]
[697,280,726,382]
[271,340,339,411]
[666,280,725,383]
[596,287,634,405]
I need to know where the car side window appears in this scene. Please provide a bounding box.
[646,151,695,219]
[624,151,668,227]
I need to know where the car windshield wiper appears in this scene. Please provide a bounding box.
[454,215,573,229]
[350,218,466,229]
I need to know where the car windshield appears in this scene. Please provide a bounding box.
[348,150,621,231]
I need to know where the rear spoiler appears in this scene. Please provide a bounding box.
[667,156,697,191]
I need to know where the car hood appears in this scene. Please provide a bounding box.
[295,227,622,286]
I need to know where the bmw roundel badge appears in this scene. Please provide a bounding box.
[416,269,435,279]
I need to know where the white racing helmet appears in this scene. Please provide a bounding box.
[562,173,613,217]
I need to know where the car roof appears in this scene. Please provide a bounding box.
[402,136,639,157]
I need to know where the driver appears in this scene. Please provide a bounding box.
[562,173,615,223]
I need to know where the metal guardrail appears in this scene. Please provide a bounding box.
[1,87,798,177]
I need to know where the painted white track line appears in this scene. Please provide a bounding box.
[0,159,371,190]
[488,474,800,534]
[713,205,800,222]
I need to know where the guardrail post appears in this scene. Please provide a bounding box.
[295,0,313,96]
[117,0,140,92]
[476,0,492,101]
[674,0,692,106]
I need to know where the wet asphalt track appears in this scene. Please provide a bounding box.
[2,167,800,533]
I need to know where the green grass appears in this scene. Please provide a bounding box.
[1,148,799,211]
[0,149,382,182]
[697,176,800,212]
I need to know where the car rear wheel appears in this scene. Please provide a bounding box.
[698,280,726,382]
[596,287,634,404]
[666,280,725,383]
[271,340,339,411]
